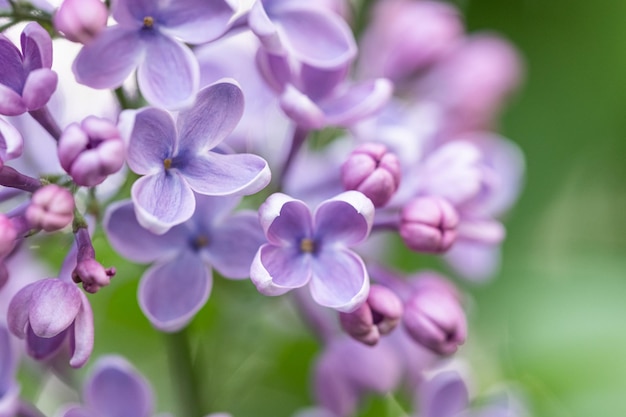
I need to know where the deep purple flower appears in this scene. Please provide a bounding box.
[61,355,154,417]
[7,278,94,368]
[0,23,58,116]
[124,80,270,234]
[73,0,234,109]
[0,324,20,417]
[248,0,357,69]
[250,191,374,312]
[104,194,266,332]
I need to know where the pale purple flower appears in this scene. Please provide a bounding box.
[417,370,469,417]
[0,324,20,417]
[124,80,270,234]
[58,116,125,187]
[104,194,266,332]
[0,118,24,168]
[0,23,58,116]
[257,50,392,129]
[61,355,154,417]
[53,0,109,44]
[250,191,374,312]
[7,278,94,368]
[73,0,234,109]
[248,0,357,68]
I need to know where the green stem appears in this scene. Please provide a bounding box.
[114,87,131,110]
[165,328,204,417]
[353,0,376,38]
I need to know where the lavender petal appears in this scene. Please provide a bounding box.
[69,291,93,368]
[0,118,24,162]
[250,244,312,296]
[420,371,469,417]
[0,84,27,116]
[320,78,393,127]
[158,0,233,44]
[126,108,176,175]
[21,22,53,71]
[314,191,374,246]
[29,279,81,338]
[21,68,57,111]
[260,194,313,246]
[26,327,67,360]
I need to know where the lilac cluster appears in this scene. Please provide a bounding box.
[0,0,527,416]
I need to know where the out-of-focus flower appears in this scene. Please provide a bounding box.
[341,143,401,208]
[250,191,374,312]
[339,284,403,345]
[73,0,234,109]
[0,324,20,417]
[8,278,94,368]
[53,0,109,44]
[0,23,58,116]
[123,81,270,234]
[58,116,125,187]
[60,355,154,417]
[416,370,469,417]
[0,214,17,259]
[399,196,458,254]
[25,184,74,232]
[0,118,24,168]
[104,195,265,332]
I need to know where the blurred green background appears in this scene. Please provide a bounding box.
[22,1,626,417]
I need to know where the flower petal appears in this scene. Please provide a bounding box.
[314,191,374,246]
[158,0,233,44]
[320,78,393,127]
[131,171,195,234]
[21,68,57,111]
[29,279,81,338]
[309,248,369,312]
[0,35,25,93]
[21,22,53,71]
[0,118,23,162]
[205,211,265,279]
[259,194,313,245]
[0,84,26,116]
[111,0,155,25]
[279,84,325,129]
[7,281,37,338]
[178,151,270,197]
[84,356,153,417]
[420,371,469,417]
[26,326,67,360]
[0,324,16,391]
[69,291,94,368]
[138,252,211,332]
[177,80,244,152]
[137,32,199,110]
[73,26,144,89]
[250,244,312,296]
[104,200,189,263]
[126,107,176,175]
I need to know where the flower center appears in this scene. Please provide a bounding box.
[143,16,154,28]
[194,235,209,249]
[163,158,172,170]
[299,238,315,253]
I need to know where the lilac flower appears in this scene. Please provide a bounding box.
[250,191,374,312]
[7,278,94,368]
[0,324,20,417]
[248,0,357,68]
[0,23,58,116]
[53,0,109,44]
[0,118,23,168]
[123,80,270,234]
[417,370,469,417]
[72,0,234,109]
[61,355,154,417]
[104,194,266,332]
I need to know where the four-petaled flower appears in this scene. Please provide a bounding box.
[251,191,374,312]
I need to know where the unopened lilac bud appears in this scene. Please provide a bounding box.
[403,276,466,355]
[72,227,115,293]
[53,0,108,44]
[58,116,125,187]
[0,213,17,258]
[339,284,403,346]
[26,185,75,232]
[341,143,401,207]
[399,196,458,253]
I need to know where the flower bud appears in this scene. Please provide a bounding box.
[341,143,401,207]
[339,284,403,346]
[399,196,458,253]
[58,116,125,187]
[26,185,75,232]
[403,276,466,355]
[53,0,108,44]
[72,228,115,293]
[0,213,17,258]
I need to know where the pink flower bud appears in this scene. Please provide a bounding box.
[26,185,75,232]
[58,116,125,187]
[339,284,403,346]
[0,214,17,258]
[73,259,116,294]
[341,143,401,207]
[399,196,458,253]
[53,0,108,44]
[403,275,466,355]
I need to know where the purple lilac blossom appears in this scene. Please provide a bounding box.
[60,355,153,417]
[123,80,270,234]
[104,194,265,332]
[73,0,234,109]
[417,370,469,417]
[0,23,58,116]
[7,277,94,368]
[248,0,357,69]
[257,50,392,129]
[0,324,19,417]
[53,0,109,44]
[250,191,374,312]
